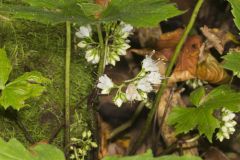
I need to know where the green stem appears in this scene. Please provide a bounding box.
[65,21,71,158]
[97,24,106,76]
[128,0,204,154]
[109,101,145,139]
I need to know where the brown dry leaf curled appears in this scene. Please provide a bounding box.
[169,34,230,84]
[156,28,184,50]
[197,53,230,84]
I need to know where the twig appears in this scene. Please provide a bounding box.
[64,21,71,159]
[109,101,145,140]
[15,113,35,144]
[4,109,35,144]
[128,0,204,154]
[49,122,64,144]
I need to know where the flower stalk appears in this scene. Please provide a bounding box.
[128,0,204,154]
[65,21,71,158]
[97,24,106,77]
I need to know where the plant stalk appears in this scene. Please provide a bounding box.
[128,0,204,154]
[97,24,106,77]
[64,21,71,158]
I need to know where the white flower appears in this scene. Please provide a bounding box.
[222,113,235,122]
[121,23,133,33]
[142,56,159,72]
[76,25,92,38]
[146,72,163,85]
[97,74,114,94]
[137,78,153,93]
[216,108,237,142]
[77,41,87,48]
[126,84,142,101]
[85,49,100,64]
[113,91,126,107]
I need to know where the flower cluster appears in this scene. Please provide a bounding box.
[70,130,97,160]
[186,79,207,89]
[97,55,163,107]
[75,22,133,65]
[216,108,237,142]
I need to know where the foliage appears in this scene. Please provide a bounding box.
[168,85,240,142]
[0,0,183,27]
[227,0,240,32]
[100,0,184,27]
[222,51,240,78]
[0,48,50,110]
[0,49,12,90]
[103,150,202,160]
[0,138,65,160]
[70,130,97,160]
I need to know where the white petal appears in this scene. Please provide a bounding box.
[126,84,141,101]
[142,56,159,72]
[146,72,163,85]
[137,78,153,93]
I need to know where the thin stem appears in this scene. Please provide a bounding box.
[128,0,204,154]
[65,21,71,159]
[109,101,145,139]
[97,24,106,77]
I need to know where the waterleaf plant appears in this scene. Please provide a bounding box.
[0,48,50,110]
[0,0,183,155]
[168,85,240,142]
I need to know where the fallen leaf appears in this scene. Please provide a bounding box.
[156,28,184,49]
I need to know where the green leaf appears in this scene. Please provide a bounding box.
[31,144,65,160]
[0,71,50,110]
[103,150,202,160]
[190,87,205,106]
[79,2,104,17]
[168,85,240,142]
[101,0,184,27]
[201,85,240,112]
[0,1,94,25]
[0,49,12,90]
[0,138,65,160]
[1,0,183,27]
[168,107,220,142]
[227,0,240,32]
[222,52,240,78]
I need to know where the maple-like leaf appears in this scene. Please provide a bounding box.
[222,51,240,78]
[0,0,183,27]
[168,107,220,142]
[168,85,240,142]
[227,0,240,32]
[100,0,184,27]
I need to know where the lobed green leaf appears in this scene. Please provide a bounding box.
[227,0,240,32]
[0,71,50,110]
[168,85,240,142]
[100,0,184,27]
[0,138,65,160]
[0,49,12,90]
[222,52,240,78]
[0,0,183,27]
[168,107,220,142]
[189,86,205,107]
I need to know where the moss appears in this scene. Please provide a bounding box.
[0,20,95,148]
